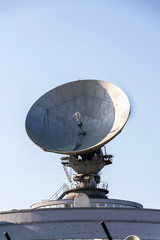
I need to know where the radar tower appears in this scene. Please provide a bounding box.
[25,79,130,199]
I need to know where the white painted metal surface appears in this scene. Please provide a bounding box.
[0,207,160,240]
[25,80,130,155]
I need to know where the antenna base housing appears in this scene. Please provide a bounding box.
[65,187,109,199]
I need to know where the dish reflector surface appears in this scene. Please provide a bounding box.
[25,80,130,154]
[74,193,90,207]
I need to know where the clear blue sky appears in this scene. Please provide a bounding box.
[0,0,160,211]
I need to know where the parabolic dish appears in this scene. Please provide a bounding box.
[74,193,90,208]
[124,236,140,240]
[25,79,130,155]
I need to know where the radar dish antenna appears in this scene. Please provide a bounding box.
[25,79,130,155]
[25,79,130,198]
[124,236,140,240]
[74,193,90,207]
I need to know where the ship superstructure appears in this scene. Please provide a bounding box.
[0,80,160,240]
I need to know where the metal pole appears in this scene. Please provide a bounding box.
[3,232,11,240]
[100,221,113,240]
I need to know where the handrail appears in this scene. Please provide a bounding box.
[49,183,69,200]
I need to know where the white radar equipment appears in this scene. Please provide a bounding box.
[125,236,141,240]
[25,79,130,198]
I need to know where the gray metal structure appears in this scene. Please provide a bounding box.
[1,205,160,240]
[1,79,160,240]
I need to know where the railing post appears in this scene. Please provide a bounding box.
[100,221,113,240]
[3,232,11,240]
